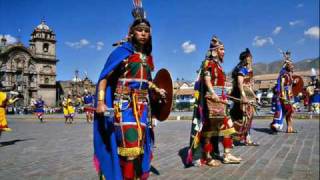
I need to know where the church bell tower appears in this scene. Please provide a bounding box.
[29,20,56,60]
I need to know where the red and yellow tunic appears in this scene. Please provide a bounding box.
[201,59,236,137]
[113,52,154,157]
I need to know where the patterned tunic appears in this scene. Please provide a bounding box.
[230,65,256,141]
[272,69,294,129]
[200,59,235,138]
[113,52,154,157]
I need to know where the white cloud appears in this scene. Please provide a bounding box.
[304,26,320,39]
[65,38,90,49]
[0,34,18,44]
[181,41,196,54]
[296,38,305,44]
[79,39,89,46]
[289,20,303,26]
[65,39,104,51]
[252,36,274,47]
[96,41,104,51]
[272,26,282,35]
[296,3,304,8]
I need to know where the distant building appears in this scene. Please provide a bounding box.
[253,70,320,91]
[0,20,58,106]
[56,70,95,104]
[174,79,194,102]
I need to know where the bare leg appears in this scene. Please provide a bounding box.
[204,138,220,167]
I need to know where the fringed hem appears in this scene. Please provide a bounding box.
[118,147,144,157]
[220,128,237,136]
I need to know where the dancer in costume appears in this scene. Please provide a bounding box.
[93,1,166,179]
[74,95,83,114]
[83,89,94,123]
[62,94,75,124]
[270,51,297,133]
[187,36,242,167]
[33,96,45,123]
[0,82,20,135]
[308,79,320,114]
[230,48,259,146]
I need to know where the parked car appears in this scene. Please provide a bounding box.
[260,90,273,106]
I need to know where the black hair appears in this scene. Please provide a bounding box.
[239,48,251,62]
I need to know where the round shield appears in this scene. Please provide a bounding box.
[151,68,173,121]
[292,75,304,96]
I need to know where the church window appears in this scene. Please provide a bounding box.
[43,43,49,52]
[45,77,50,84]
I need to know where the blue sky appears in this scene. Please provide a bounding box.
[1,0,319,82]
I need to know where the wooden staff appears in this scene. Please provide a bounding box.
[226,95,259,107]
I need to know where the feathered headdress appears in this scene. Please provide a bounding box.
[282,50,293,67]
[205,35,224,60]
[132,0,146,20]
[112,0,149,46]
[209,36,224,50]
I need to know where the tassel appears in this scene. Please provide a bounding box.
[132,93,142,141]
[93,155,100,173]
[186,148,193,165]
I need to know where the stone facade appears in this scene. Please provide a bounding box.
[56,75,96,105]
[0,20,58,106]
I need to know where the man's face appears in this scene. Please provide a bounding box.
[216,47,225,61]
[132,23,151,45]
[287,63,294,72]
[245,55,252,65]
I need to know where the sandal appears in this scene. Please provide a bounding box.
[245,142,259,146]
[223,153,241,164]
[206,159,221,167]
[286,129,298,133]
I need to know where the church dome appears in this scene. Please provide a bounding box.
[36,20,50,30]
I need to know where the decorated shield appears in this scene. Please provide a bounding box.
[292,75,304,97]
[151,68,173,121]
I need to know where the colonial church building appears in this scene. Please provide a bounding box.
[0,20,58,106]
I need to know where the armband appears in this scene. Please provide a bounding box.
[98,90,105,101]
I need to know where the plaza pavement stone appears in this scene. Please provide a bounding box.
[0,115,319,180]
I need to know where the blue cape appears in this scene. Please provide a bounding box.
[93,42,153,179]
[275,67,287,95]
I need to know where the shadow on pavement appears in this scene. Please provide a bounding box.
[252,127,275,134]
[0,138,34,147]
[178,146,193,168]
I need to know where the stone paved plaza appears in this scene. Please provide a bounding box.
[0,115,319,180]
